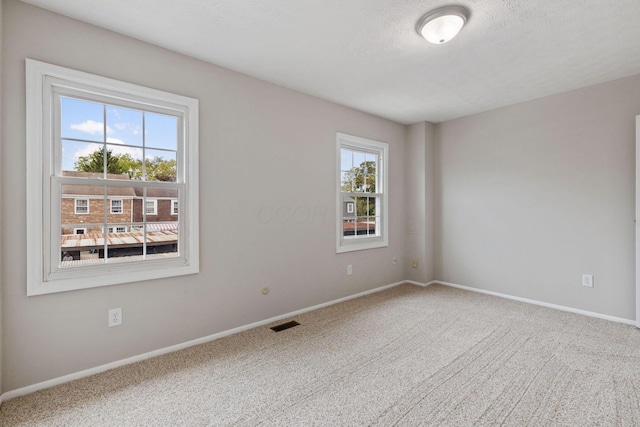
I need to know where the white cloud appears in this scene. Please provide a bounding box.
[70,120,113,135]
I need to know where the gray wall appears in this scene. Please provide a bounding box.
[435,74,640,320]
[0,0,4,397]
[1,0,406,391]
[405,122,436,283]
[2,0,640,396]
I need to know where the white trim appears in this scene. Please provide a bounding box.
[405,280,437,287]
[436,281,636,326]
[636,115,640,328]
[2,278,634,404]
[171,199,178,215]
[0,280,407,404]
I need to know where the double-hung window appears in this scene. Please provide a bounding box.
[26,59,200,295]
[110,199,123,214]
[145,200,158,215]
[75,198,89,214]
[336,133,388,253]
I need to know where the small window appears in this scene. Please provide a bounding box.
[346,202,354,214]
[145,200,158,215]
[75,199,89,214]
[171,199,179,215]
[105,226,127,234]
[110,199,123,214]
[26,59,200,296]
[336,133,388,253]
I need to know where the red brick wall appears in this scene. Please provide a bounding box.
[61,198,134,234]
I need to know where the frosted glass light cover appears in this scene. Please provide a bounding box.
[421,14,465,44]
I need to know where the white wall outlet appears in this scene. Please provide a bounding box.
[347,264,353,275]
[412,259,418,268]
[261,287,270,295]
[108,308,122,327]
[582,274,594,288]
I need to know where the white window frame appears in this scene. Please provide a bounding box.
[26,59,200,296]
[145,199,158,215]
[336,133,388,253]
[110,199,123,214]
[346,202,354,214]
[171,199,178,215]
[74,198,89,214]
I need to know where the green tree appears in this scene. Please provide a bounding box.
[75,147,129,175]
[341,160,376,193]
[341,160,377,217]
[75,148,176,181]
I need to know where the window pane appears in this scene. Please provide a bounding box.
[352,151,365,170]
[61,97,105,143]
[146,222,179,259]
[354,196,376,217]
[62,140,106,175]
[341,171,355,192]
[107,105,143,147]
[145,112,178,151]
[62,184,102,224]
[144,149,176,182]
[340,148,353,171]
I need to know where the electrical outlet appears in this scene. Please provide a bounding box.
[261,287,270,295]
[412,259,418,268]
[582,274,594,288]
[347,264,353,275]
[393,257,398,265]
[108,308,122,327]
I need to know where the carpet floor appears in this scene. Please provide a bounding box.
[1,284,639,426]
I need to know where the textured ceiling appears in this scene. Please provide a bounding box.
[20,0,640,124]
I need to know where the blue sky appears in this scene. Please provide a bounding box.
[60,97,178,172]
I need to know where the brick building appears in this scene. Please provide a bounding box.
[61,171,136,235]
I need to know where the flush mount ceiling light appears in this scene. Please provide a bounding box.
[416,5,470,44]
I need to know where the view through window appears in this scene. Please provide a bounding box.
[336,133,388,253]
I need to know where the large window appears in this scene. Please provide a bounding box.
[26,59,200,295]
[336,133,388,253]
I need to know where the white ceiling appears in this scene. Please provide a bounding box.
[21,0,640,124]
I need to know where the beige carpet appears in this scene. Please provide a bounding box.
[2,284,640,426]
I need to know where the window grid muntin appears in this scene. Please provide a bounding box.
[339,145,383,241]
[52,88,183,270]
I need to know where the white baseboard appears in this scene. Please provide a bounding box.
[0,280,407,404]
[4,278,631,404]
[435,280,636,326]
[404,280,436,287]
